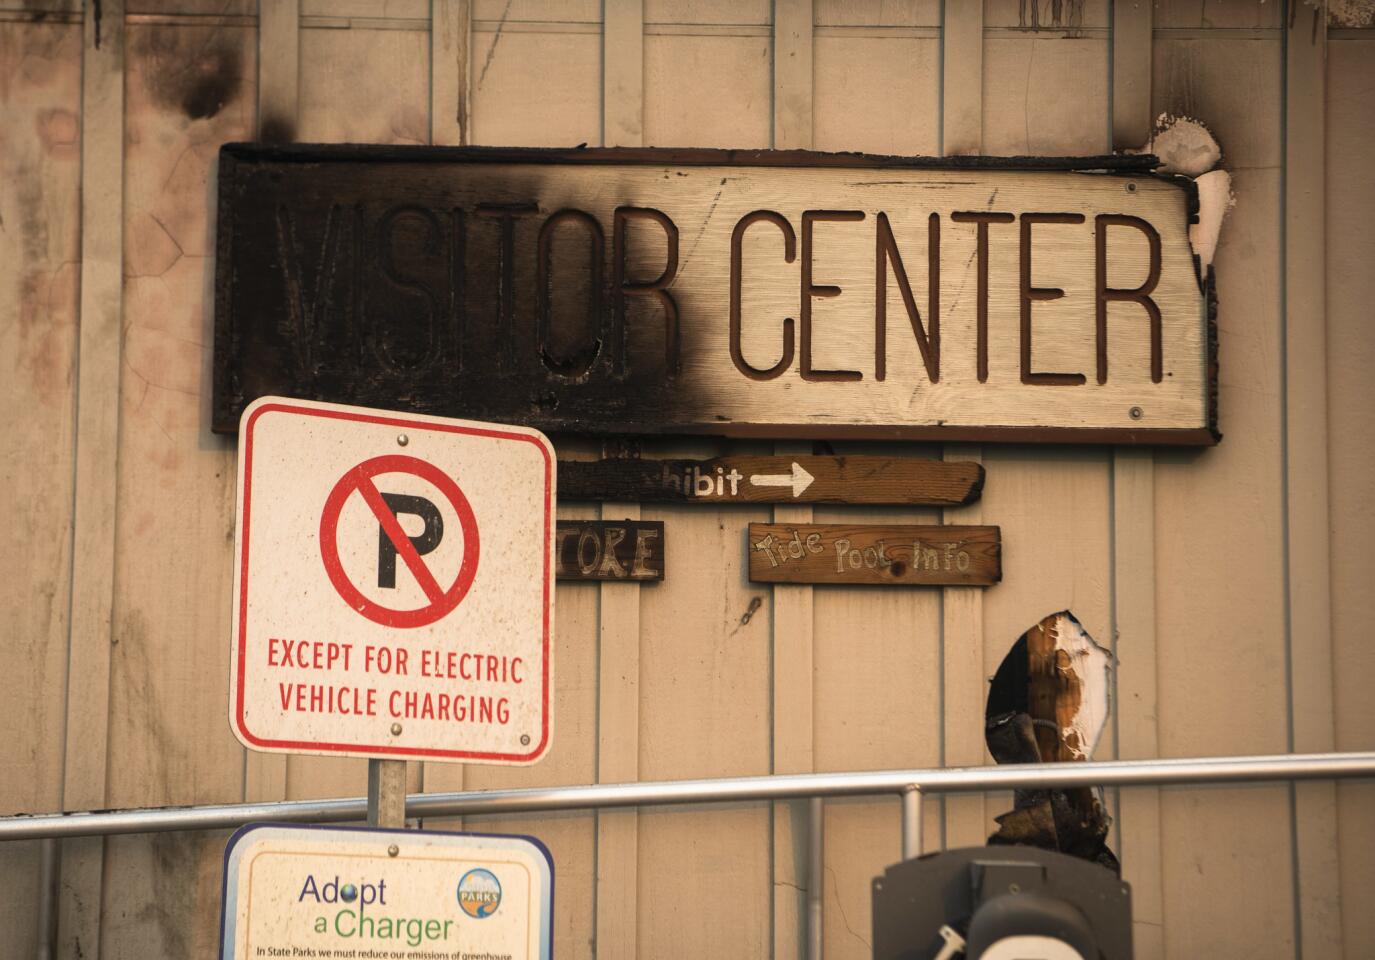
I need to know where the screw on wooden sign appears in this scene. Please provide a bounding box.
[559,456,984,506]
[555,520,664,581]
[747,523,1001,586]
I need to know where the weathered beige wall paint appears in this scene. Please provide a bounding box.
[1151,28,1296,960]
[0,16,82,955]
[453,9,603,960]
[101,15,256,957]
[1327,33,1375,960]
[0,2,1371,958]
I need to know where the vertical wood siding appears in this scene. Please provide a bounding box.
[1111,6,1162,958]
[0,2,1371,958]
[1327,35,1375,958]
[0,15,82,957]
[100,9,253,956]
[1151,23,1294,959]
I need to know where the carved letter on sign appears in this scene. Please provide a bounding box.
[747,523,1001,587]
[555,520,664,582]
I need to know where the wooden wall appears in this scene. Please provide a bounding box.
[0,1,1371,957]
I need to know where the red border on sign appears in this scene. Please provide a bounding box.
[234,401,553,762]
[318,454,481,628]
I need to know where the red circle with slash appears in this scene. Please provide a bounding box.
[318,454,480,628]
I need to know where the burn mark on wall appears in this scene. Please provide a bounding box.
[257,115,296,145]
[143,832,199,956]
[985,610,1118,871]
[13,170,49,263]
[215,157,725,433]
[18,0,56,22]
[477,0,515,92]
[35,108,79,161]
[1019,0,1086,33]
[17,267,78,405]
[133,27,243,122]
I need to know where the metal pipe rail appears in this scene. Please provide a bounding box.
[3,750,1373,842]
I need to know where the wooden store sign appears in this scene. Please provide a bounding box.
[555,520,664,582]
[214,146,1216,445]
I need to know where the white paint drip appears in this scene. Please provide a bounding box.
[1135,115,1234,272]
[1051,612,1112,761]
[1190,169,1236,275]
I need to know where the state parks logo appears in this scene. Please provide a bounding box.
[457,868,502,919]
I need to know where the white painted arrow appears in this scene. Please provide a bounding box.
[749,462,815,498]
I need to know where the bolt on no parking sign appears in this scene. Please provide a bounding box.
[230,397,555,763]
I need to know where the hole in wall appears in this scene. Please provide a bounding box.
[984,610,1119,873]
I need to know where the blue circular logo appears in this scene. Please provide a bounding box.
[457,868,502,919]
[339,883,358,903]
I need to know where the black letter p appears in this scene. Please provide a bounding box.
[377,492,443,589]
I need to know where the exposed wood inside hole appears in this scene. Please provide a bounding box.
[985,610,1118,872]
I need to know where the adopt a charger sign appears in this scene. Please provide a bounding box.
[220,824,554,960]
[230,397,555,763]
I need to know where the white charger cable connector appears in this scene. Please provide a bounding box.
[933,924,968,960]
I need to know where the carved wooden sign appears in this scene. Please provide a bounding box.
[214,145,1215,445]
[747,523,1001,586]
[555,520,664,582]
[559,455,983,505]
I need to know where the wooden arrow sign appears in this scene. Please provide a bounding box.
[748,523,1001,586]
[559,456,983,506]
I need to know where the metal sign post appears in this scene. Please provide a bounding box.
[367,759,407,828]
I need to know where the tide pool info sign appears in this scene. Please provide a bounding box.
[220,824,553,960]
[214,146,1215,445]
[230,397,555,762]
[749,523,1001,586]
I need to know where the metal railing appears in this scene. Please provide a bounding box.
[7,750,1374,959]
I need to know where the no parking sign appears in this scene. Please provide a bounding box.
[229,397,556,763]
[318,454,482,629]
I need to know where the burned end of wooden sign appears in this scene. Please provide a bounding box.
[747,523,1000,587]
[555,520,664,582]
[559,455,984,506]
[985,610,1118,872]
